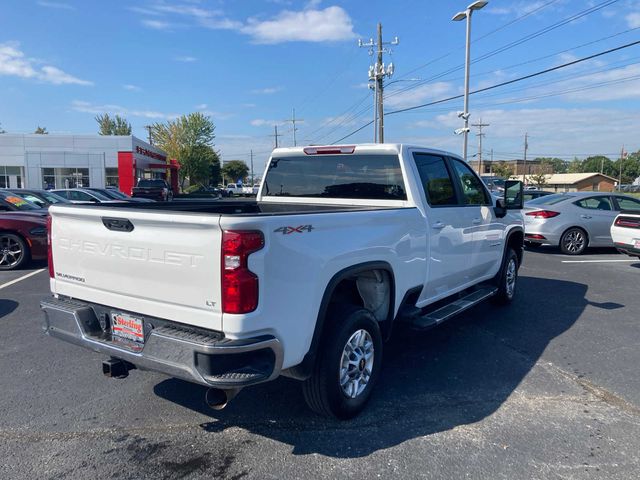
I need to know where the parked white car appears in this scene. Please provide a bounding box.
[611,209,640,259]
[42,144,524,419]
[226,183,240,196]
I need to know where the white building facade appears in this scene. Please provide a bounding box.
[0,134,169,193]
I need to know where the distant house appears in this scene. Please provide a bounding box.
[511,173,617,192]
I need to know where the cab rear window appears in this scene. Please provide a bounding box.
[263,154,406,200]
[527,194,574,205]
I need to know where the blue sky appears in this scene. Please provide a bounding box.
[1,0,640,165]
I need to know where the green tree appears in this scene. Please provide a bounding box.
[529,172,548,188]
[582,156,616,177]
[617,151,640,184]
[222,160,249,184]
[149,112,217,189]
[536,157,566,174]
[492,161,513,179]
[181,144,220,187]
[34,126,48,134]
[96,113,132,135]
[567,158,582,173]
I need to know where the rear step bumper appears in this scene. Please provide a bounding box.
[40,296,283,389]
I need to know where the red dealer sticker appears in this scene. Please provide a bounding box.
[111,312,144,343]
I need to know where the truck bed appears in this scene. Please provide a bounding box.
[57,200,394,216]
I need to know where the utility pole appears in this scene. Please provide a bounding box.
[490,148,494,175]
[471,119,489,174]
[359,23,398,143]
[522,132,529,183]
[250,149,254,184]
[271,125,282,149]
[619,145,627,191]
[285,108,303,146]
[144,125,153,145]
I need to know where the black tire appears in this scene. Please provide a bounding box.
[0,233,29,271]
[560,227,588,255]
[302,305,383,419]
[492,248,518,305]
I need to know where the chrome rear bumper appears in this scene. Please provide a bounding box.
[40,296,283,388]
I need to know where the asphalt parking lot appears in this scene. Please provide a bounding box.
[1,248,640,480]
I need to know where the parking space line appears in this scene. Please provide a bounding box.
[0,269,46,290]
[561,259,638,264]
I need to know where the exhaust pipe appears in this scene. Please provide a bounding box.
[205,387,241,410]
[102,358,134,379]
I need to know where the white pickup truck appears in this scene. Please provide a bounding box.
[41,144,524,419]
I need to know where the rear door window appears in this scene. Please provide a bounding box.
[412,153,457,206]
[574,197,613,210]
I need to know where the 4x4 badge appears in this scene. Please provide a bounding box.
[274,225,314,235]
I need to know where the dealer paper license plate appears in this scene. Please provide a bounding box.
[634,239,640,249]
[111,312,145,343]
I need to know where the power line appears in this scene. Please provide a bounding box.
[386,0,621,102]
[331,39,640,144]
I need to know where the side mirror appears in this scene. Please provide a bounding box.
[504,180,523,210]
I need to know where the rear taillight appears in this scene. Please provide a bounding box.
[525,210,560,219]
[47,215,54,278]
[615,217,640,229]
[221,230,264,314]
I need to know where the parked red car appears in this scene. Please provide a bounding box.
[0,211,48,270]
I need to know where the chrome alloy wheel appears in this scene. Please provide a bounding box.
[0,235,24,269]
[339,329,375,399]
[563,230,586,254]
[505,258,517,299]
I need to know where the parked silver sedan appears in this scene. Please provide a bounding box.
[524,192,640,255]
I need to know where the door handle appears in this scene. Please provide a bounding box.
[432,221,446,230]
[580,214,592,219]
[472,218,482,225]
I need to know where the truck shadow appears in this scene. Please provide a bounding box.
[154,276,588,458]
[0,299,19,319]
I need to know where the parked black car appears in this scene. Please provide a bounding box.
[132,179,173,201]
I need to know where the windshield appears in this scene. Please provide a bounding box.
[0,192,41,210]
[526,193,574,205]
[137,180,166,188]
[263,154,406,200]
[41,191,69,204]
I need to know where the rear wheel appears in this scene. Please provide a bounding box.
[302,305,382,419]
[0,233,29,271]
[560,227,587,255]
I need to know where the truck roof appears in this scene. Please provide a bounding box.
[271,143,462,160]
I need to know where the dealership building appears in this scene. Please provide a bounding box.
[0,134,178,194]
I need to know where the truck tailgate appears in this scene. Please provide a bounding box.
[49,205,223,331]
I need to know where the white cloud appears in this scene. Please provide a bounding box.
[174,55,197,62]
[71,100,179,119]
[133,3,355,43]
[487,1,553,16]
[123,84,141,91]
[241,6,355,44]
[250,119,280,127]
[385,82,453,109]
[626,12,640,28]
[250,86,282,95]
[142,19,173,30]
[0,42,92,86]
[40,66,92,85]
[195,103,208,110]
[37,1,75,10]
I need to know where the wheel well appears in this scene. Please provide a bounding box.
[328,269,392,324]
[507,230,524,266]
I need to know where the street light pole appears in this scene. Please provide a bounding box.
[453,1,488,162]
